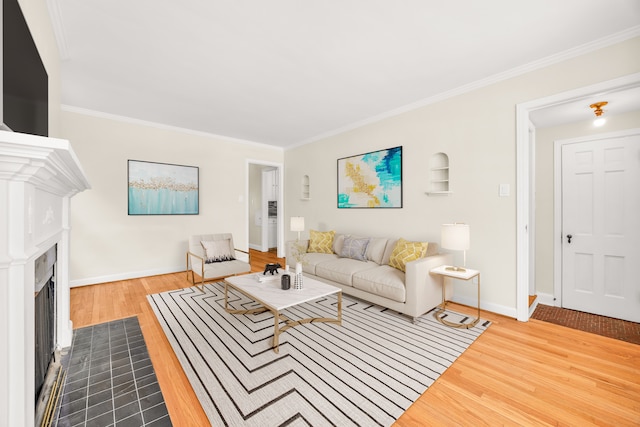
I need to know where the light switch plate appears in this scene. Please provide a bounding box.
[499,184,510,197]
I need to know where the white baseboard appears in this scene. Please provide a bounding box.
[529,298,539,317]
[536,292,556,306]
[449,295,517,319]
[70,265,184,287]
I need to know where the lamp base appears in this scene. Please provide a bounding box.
[445,266,467,272]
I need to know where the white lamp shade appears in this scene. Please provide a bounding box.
[290,216,305,232]
[441,223,470,251]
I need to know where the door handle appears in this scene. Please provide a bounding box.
[567,234,572,244]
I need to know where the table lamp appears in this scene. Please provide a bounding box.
[441,223,470,272]
[290,216,305,241]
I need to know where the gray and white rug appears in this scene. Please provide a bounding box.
[148,283,489,426]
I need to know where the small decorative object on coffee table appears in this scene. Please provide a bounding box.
[263,263,281,275]
[281,274,290,290]
[294,263,304,290]
[430,265,480,329]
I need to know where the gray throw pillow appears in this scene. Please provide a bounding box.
[339,236,370,261]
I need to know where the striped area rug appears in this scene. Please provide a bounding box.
[148,283,489,426]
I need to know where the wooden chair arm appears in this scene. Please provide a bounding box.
[187,251,205,263]
[234,248,251,263]
[186,251,205,275]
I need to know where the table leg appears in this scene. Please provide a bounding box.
[434,274,481,329]
[273,311,280,354]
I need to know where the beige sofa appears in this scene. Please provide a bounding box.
[286,233,452,322]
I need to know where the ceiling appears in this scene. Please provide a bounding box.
[529,85,640,128]
[50,0,640,148]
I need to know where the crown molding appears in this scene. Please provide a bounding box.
[294,26,640,148]
[60,105,284,151]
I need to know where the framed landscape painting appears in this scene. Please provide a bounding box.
[128,160,199,215]
[337,146,402,208]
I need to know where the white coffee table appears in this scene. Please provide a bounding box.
[224,273,342,353]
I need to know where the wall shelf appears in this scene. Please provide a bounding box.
[426,191,453,196]
[301,174,310,200]
[428,152,451,195]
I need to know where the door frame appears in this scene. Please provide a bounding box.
[246,159,284,258]
[515,72,640,322]
[553,128,640,307]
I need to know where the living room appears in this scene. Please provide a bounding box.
[2,1,640,426]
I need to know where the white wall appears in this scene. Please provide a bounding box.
[62,111,283,285]
[284,37,640,317]
[534,110,640,296]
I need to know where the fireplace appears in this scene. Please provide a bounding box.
[0,130,90,426]
[34,246,57,402]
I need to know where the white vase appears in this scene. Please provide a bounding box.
[294,263,303,290]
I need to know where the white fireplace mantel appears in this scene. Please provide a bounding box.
[0,130,90,427]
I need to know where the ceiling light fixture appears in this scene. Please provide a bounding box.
[590,101,608,127]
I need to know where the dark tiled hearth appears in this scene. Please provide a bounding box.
[532,304,640,345]
[55,317,172,427]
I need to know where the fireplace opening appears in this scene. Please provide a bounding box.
[34,270,55,401]
[34,245,63,426]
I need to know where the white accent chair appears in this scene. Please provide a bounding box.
[186,233,251,291]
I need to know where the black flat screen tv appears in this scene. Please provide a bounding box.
[1,0,48,137]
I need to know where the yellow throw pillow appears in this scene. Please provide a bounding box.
[308,230,336,254]
[389,238,428,272]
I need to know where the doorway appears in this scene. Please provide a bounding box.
[246,160,284,258]
[556,130,640,323]
[516,72,640,322]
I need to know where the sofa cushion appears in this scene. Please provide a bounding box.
[388,238,428,272]
[365,237,389,264]
[201,239,235,263]
[308,230,335,254]
[381,238,399,265]
[315,258,378,287]
[333,234,346,255]
[425,242,439,257]
[339,236,370,261]
[353,265,406,303]
[300,252,338,275]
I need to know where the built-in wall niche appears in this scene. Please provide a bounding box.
[426,152,452,195]
[301,174,310,200]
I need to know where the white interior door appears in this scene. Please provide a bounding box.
[561,131,640,322]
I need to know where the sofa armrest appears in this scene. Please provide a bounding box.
[403,253,453,319]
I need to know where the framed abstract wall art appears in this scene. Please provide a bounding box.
[337,146,402,208]
[128,160,199,215]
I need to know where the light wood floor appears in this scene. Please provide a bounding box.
[70,249,640,426]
